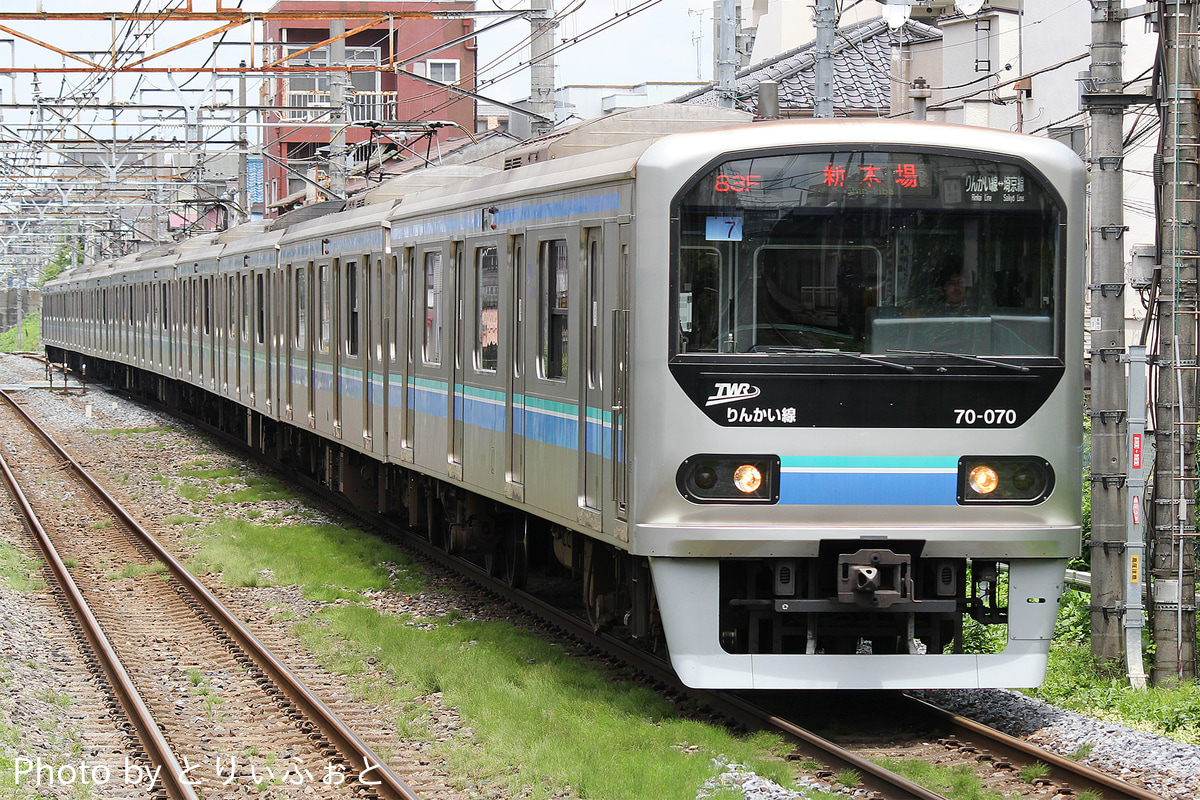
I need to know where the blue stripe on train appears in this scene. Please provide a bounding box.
[779,456,959,506]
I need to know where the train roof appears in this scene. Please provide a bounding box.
[217,226,287,261]
[358,164,499,207]
[489,103,753,170]
[388,138,654,223]
[278,197,397,247]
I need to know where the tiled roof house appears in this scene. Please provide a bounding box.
[676,17,942,116]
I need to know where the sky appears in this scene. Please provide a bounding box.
[483,0,716,97]
[1,1,717,108]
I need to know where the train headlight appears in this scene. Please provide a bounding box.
[968,465,999,495]
[959,457,1054,504]
[678,455,779,504]
[733,464,762,494]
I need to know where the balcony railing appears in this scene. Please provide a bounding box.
[279,90,394,123]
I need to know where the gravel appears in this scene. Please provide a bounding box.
[2,352,1199,800]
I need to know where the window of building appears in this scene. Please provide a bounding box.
[427,59,459,84]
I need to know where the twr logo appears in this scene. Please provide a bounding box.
[705,382,761,406]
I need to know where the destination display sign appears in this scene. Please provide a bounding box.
[694,151,1044,210]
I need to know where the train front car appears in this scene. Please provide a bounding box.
[632,120,1084,690]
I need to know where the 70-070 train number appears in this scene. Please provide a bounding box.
[954,408,1018,425]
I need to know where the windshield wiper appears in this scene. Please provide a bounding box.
[750,346,914,372]
[885,349,1031,373]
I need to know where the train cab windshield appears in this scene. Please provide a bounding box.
[673,149,1065,361]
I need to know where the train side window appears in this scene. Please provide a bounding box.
[240,275,249,340]
[256,273,265,345]
[203,278,212,335]
[295,266,307,348]
[162,284,168,330]
[423,250,443,365]
[390,255,399,361]
[319,264,331,353]
[540,239,569,380]
[476,245,498,372]
[345,261,359,356]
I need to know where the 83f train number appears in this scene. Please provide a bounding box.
[955,408,1018,425]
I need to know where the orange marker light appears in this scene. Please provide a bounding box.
[733,464,763,494]
[968,465,1000,495]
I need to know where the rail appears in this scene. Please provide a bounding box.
[0,388,423,800]
[0,393,200,800]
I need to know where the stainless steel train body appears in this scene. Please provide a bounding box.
[41,117,1084,690]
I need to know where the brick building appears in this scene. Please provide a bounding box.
[263,1,477,215]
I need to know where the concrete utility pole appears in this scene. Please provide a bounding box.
[1153,0,1198,685]
[529,0,555,138]
[812,0,837,118]
[328,19,347,199]
[1084,0,1130,669]
[238,61,249,223]
[714,0,737,108]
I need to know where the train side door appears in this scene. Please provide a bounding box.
[506,234,526,501]
[612,224,631,526]
[256,269,269,410]
[261,272,273,417]
[401,248,417,460]
[240,271,251,399]
[331,258,343,438]
[389,250,414,463]
[580,226,604,527]
[367,256,382,453]
[448,241,465,479]
[414,246,448,471]
[307,263,318,426]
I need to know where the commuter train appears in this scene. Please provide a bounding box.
[41,108,1084,689]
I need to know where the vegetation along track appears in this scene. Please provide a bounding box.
[0,387,426,800]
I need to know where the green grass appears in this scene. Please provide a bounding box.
[299,604,797,800]
[214,476,296,504]
[180,467,242,479]
[177,483,208,502]
[91,426,171,436]
[184,517,811,799]
[875,759,1007,800]
[109,561,167,580]
[187,518,423,601]
[0,309,39,352]
[1034,641,1200,744]
[1017,761,1049,783]
[0,542,38,592]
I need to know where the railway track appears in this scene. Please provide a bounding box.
[0,387,425,800]
[895,693,1168,800]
